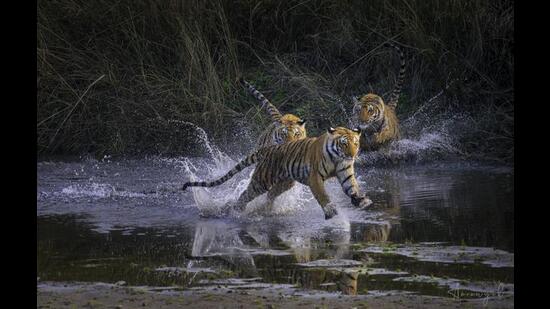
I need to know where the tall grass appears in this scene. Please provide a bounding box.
[37,0,513,161]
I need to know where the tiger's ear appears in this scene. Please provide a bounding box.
[298,119,306,126]
[327,127,336,134]
[353,127,362,135]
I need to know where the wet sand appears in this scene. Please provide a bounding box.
[37,281,513,309]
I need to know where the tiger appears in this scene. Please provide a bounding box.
[240,78,307,198]
[182,126,373,220]
[240,78,307,149]
[353,42,406,151]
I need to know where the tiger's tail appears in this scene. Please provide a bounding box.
[385,42,406,108]
[239,78,283,122]
[182,152,258,190]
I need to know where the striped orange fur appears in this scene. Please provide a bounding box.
[354,42,406,151]
[240,78,307,149]
[182,127,373,220]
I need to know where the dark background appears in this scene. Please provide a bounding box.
[37,0,513,162]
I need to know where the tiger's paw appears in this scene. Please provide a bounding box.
[351,194,373,209]
[358,197,373,209]
[323,203,338,220]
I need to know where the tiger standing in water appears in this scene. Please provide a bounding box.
[182,127,372,220]
[240,78,306,148]
[354,42,406,151]
[240,78,308,201]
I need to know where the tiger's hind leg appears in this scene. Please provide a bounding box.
[265,181,295,212]
[229,181,267,213]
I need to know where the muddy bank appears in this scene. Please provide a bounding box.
[37,281,513,309]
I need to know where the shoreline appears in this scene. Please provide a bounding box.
[37,281,514,309]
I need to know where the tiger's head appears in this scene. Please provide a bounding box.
[276,114,307,143]
[326,127,362,161]
[353,94,386,131]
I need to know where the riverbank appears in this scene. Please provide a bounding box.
[37,281,514,309]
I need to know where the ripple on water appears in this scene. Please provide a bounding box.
[295,259,364,268]
[361,243,514,268]
[37,122,513,302]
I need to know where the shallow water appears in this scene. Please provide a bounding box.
[37,156,513,301]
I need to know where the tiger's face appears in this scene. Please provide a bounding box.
[327,127,362,161]
[277,114,306,143]
[354,94,385,130]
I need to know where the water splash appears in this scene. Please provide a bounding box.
[173,122,312,219]
[147,121,372,226]
[60,183,147,199]
[333,94,356,128]
[166,120,232,169]
[191,221,244,257]
[343,100,466,165]
[332,77,473,165]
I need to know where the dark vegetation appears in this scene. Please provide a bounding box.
[37,0,513,162]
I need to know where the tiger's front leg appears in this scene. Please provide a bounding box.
[335,163,373,209]
[351,193,373,209]
[308,174,338,220]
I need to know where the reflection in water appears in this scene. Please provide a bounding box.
[286,236,311,264]
[37,159,514,299]
[352,221,392,243]
[360,165,514,251]
[188,218,362,294]
[338,269,359,295]
[192,221,241,257]
[190,221,258,277]
[292,265,359,295]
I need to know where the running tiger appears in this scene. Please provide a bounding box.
[182,127,372,220]
[240,78,307,149]
[354,42,406,151]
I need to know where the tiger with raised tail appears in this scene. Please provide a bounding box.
[354,42,406,151]
[182,126,372,220]
[240,78,307,149]
[240,78,307,197]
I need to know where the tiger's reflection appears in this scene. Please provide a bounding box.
[190,219,394,295]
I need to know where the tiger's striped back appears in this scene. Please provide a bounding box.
[182,127,362,193]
